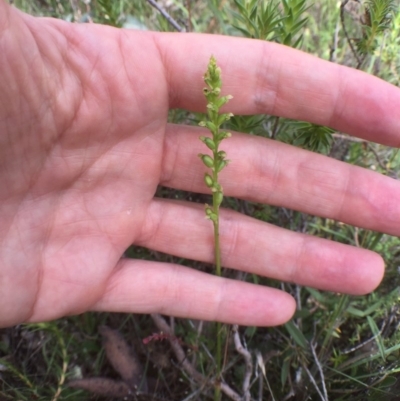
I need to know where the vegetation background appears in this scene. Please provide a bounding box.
[1,0,400,400]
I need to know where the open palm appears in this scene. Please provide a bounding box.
[2,1,400,328]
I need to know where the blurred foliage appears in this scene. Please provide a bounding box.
[231,0,309,47]
[291,122,335,154]
[355,0,397,55]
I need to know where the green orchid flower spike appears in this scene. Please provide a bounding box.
[198,55,233,401]
[198,55,233,278]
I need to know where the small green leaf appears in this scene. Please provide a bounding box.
[285,321,308,349]
[281,358,290,387]
[367,316,386,361]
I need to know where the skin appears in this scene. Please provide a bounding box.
[1,1,400,329]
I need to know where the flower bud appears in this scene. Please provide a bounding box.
[216,160,228,173]
[204,121,216,132]
[204,173,214,188]
[198,154,214,168]
[217,131,231,141]
[205,205,213,216]
[200,136,216,151]
[205,205,217,222]
[215,191,224,206]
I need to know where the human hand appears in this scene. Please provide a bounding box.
[1,1,399,328]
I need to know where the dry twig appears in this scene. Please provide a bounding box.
[310,342,328,401]
[340,0,365,68]
[303,364,327,401]
[146,0,185,32]
[232,325,252,401]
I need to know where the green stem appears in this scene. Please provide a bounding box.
[215,322,222,401]
[213,146,222,401]
[213,162,222,278]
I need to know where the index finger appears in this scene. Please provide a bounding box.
[154,33,400,146]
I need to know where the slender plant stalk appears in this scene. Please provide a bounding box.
[199,56,233,401]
